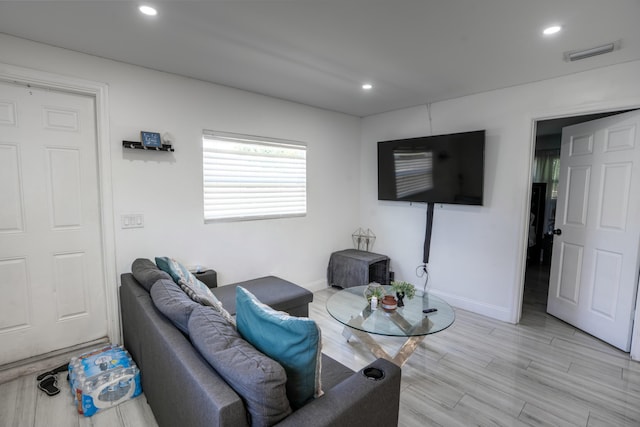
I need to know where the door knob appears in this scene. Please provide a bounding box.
[552,229,562,236]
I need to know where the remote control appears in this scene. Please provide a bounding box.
[422,308,438,314]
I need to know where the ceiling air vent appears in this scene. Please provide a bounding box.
[563,40,621,62]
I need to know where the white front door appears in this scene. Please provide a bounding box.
[547,110,640,351]
[0,81,107,365]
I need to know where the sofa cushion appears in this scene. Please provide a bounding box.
[319,354,354,390]
[236,286,323,409]
[155,257,235,325]
[150,278,199,335]
[188,305,291,427]
[131,258,173,292]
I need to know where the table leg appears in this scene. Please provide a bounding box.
[345,326,426,367]
[391,335,426,366]
[341,325,353,341]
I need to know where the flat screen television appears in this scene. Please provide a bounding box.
[377,130,485,205]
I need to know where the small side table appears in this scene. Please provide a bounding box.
[327,249,390,288]
[193,269,217,288]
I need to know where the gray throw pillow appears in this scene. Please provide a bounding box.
[131,258,172,292]
[150,279,199,335]
[155,256,235,325]
[188,306,291,427]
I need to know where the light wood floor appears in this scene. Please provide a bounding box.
[2,265,639,426]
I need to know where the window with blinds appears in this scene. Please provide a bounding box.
[202,131,307,221]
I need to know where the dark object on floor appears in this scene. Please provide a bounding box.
[38,375,60,396]
[36,363,69,381]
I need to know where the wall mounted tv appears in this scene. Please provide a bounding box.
[377,130,485,205]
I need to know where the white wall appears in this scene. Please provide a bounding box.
[360,60,640,323]
[5,33,640,355]
[0,34,361,290]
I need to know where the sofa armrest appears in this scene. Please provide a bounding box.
[275,358,401,427]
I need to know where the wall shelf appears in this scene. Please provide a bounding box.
[122,141,174,152]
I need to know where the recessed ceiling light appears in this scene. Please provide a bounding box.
[362,83,373,90]
[139,5,158,16]
[543,25,562,35]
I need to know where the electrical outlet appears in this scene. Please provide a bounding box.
[121,214,144,229]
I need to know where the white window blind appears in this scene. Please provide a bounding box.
[203,131,307,221]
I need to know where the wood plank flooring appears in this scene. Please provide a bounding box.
[0,371,157,427]
[2,265,639,426]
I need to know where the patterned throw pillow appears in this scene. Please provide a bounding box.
[155,257,235,325]
[236,286,323,409]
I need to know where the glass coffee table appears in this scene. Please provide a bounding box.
[326,285,455,366]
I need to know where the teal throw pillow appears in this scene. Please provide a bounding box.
[155,257,234,325]
[236,286,323,409]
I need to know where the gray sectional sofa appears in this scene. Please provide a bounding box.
[120,259,401,427]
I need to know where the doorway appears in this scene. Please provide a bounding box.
[0,81,108,365]
[523,109,637,319]
[0,63,118,368]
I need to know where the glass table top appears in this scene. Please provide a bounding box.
[326,285,455,337]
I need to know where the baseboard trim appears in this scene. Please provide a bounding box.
[428,289,513,323]
[305,279,329,293]
[0,337,109,385]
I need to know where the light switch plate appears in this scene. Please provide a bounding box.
[121,214,144,229]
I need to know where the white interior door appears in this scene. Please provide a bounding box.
[547,109,640,351]
[0,81,107,365]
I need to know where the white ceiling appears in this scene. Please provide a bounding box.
[1,0,639,117]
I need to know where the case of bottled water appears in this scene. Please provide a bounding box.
[68,344,142,417]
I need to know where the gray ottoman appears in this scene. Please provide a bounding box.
[211,275,313,317]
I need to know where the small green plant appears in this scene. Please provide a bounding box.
[390,281,416,300]
[363,282,386,302]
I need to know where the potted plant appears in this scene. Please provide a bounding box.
[390,281,416,307]
[363,282,386,303]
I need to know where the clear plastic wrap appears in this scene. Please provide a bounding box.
[68,344,142,416]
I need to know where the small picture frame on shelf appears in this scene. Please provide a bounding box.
[140,131,162,148]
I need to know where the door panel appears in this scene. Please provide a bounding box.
[53,252,89,320]
[0,81,107,365]
[556,242,582,304]
[0,258,30,331]
[565,165,590,226]
[0,144,23,232]
[590,249,622,318]
[547,110,640,351]
[48,147,83,228]
[599,163,631,230]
